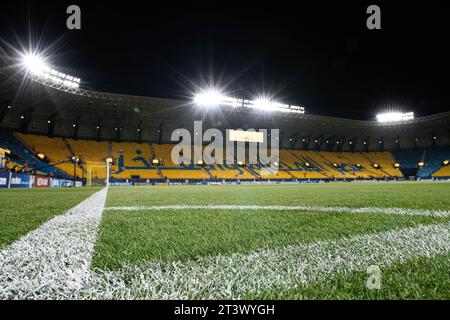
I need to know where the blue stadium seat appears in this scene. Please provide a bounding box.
[0,129,71,179]
[417,147,450,178]
[392,149,423,176]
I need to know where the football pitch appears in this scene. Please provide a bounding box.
[0,182,449,299]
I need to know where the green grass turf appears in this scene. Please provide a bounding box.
[92,182,450,269]
[247,253,450,300]
[92,209,446,269]
[105,182,450,210]
[0,187,100,248]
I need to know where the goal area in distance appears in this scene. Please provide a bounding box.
[85,161,108,187]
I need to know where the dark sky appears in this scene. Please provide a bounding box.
[1,1,449,120]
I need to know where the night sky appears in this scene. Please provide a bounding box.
[1,1,449,120]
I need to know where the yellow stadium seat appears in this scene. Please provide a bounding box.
[15,133,75,176]
[11,135,404,181]
[161,169,209,180]
[433,166,450,177]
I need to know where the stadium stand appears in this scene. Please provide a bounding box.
[433,165,450,177]
[247,164,293,180]
[285,150,330,179]
[0,129,71,178]
[68,139,110,163]
[15,133,75,176]
[113,169,161,180]
[112,142,153,167]
[417,147,450,178]
[153,144,181,167]
[208,164,255,180]
[392,149,423,177]
[152,143,209,180]
[313,151,361,179]
[7,130,450,181]
[67,139,110,179]
[111,142,160,179]
[288,150,394,179]
[279,149,302,169]
[160,168,209,180]
[338,152,382,179]
[363,152,403,178]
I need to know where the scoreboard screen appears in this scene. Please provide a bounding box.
[229,130,264,143]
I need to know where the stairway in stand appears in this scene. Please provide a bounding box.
[202,167,215,179]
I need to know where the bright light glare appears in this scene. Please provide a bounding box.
[20,53,81,89]
[22,54,49,75]
[252,98,276,112]
[193,90,305,114]
[194,90,225,108]
[376,112,414,123]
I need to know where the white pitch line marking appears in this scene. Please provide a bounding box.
[1,194,448,299]
[79,221,449,300]
[0,188,108,300]
[104,205,450,217]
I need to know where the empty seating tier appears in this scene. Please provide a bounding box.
[1,131,412,181]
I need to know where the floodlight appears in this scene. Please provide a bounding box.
[37,153,45,160]
[20,52,81,89]
[376,112,414,123]
[252,98,276,112]
[355,163,362,168]
[394,162,401,168]
[418,161,425,168]
[304,162,311,168]
[443,160,449,166]
[194,89,225,108]
[193,90,305,114]
[372,163,380,169]
[332,163,339,168]
[22,54,48,76]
